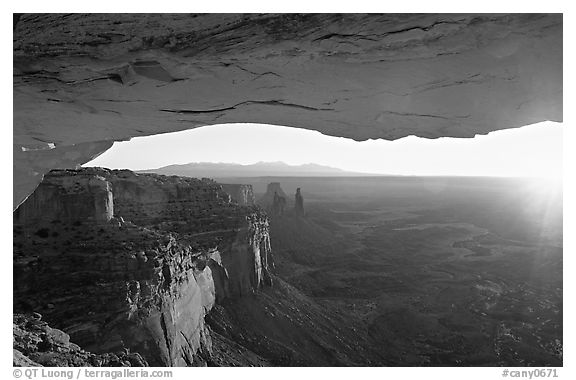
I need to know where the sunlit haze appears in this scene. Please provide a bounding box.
[86,121,562,179]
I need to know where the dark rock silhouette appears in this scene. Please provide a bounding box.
[295,188,304,217]
[272,191,287,216]
[258,183,288,217]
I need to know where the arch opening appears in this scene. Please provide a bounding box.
[85,121,563,180]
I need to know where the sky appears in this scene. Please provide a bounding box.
[86,121,563,179]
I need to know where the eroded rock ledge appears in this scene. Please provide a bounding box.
[13,14,562,208]
[13,168,273,366]
[13,313,148,367]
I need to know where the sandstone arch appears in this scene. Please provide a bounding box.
[13,13,562,209]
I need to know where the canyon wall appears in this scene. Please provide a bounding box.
[13,171,113,224]
[220,184,255,206]
[13,168,273,366]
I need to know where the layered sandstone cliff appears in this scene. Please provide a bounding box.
[14,171,114,224]
[13,168,273,366]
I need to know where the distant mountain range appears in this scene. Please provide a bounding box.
[139,162,380,178]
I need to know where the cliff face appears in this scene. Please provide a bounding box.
[216,215,273,296]
[220,184,255,206]
[14,210,221,366]
[13,172,113,224]
[13,168,273,366]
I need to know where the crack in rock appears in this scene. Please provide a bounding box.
[313,33,378,42]
[161,100,334,114]
[314,20,464,43]
[379,110,471,120]
[381,20,464,37]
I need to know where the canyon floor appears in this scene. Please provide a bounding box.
[220,176,563,366]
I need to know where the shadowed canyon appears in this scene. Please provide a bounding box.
[13,170,562,366]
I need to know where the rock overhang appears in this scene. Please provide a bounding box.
[13,13,563,209]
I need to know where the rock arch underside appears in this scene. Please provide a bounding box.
[13,13,562,209]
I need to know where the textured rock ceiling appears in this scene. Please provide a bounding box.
[13,13,562,209]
